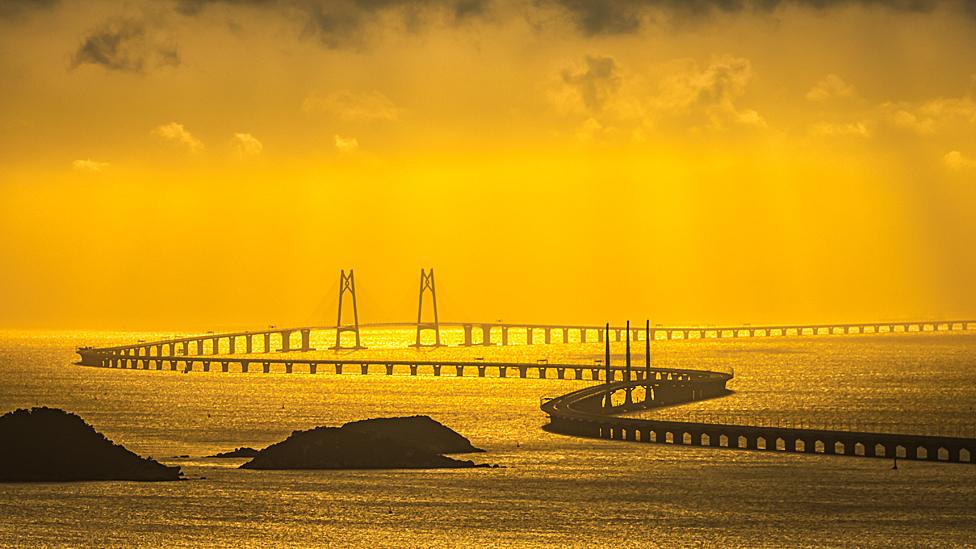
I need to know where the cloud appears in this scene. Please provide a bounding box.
[944,150,976,170]
[0,0,58,19]
[654,55,766,130]
[806,74,856,102]
[302,90,402,121]
[72,159,110,173]
[880,96,976,135]
[334,134,360,152]
[176,0,489,48]
[71,18,179,73]
[545,0,945,36]
[811,121,870,137]
[232,132,263,156]
[559,55,621,113]
[153,122,205,153]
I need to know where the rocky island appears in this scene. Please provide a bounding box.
[0,407,181,482]
[240,415,491,470]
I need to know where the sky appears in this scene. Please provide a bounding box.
[1,0,975,330]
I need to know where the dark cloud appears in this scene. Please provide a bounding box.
[561,55,620,112]
[0,0,58,19]
[546,0,956,35]
[174,0,490,47]
[71,18,180,73]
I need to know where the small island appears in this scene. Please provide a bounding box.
[240,415,491,470]
[0,407,181,482]
[208,447,260,458]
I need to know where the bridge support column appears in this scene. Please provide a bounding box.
[385,364,394,375]
[285,362,293,374]
[557,368,565,379]
[197,340,205,355]
[580,328,587,343]
[336,363,344,375]
[310,363,317,374]
[241,361,249,373]
[498,366,507,378]
[477,365,486,377]
[155,360,163,370]
[169,360,178,371]
[409,365,417,376]
[221,361,229,373]
[264,333,271,353]
[574,368,583,380]
[433,365,441,376]
[519,366,527,378]
[280,331,292,352]
[526,328,533,345]
[360,364,368,375]
[544,328,551,345]
[300,329,312,352]
[501,327,509,346]
[456,365,464,377]
[481,326,492,346]
[462,325,473,346]
[212,338,220,354]
[228,337,236,354]
[562,328,569,343]
[598,329,604,342]
[246,335,253,353]
[538,367,547,379]
[203,361,210,372]
[184,360,193,372]
[591,368,600,380]
[262,362,270,374]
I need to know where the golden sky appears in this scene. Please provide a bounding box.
[1,0,975,329]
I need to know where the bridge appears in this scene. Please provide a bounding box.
[77,269,974,365]
[73,269,976,465]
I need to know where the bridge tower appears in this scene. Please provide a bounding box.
[645,319,652,397]
[411,268,443,348]
[624,320,633,405]
[331,269,365,350]
[603,322,612,409]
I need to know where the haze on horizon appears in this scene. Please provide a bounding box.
[1,0,975,330]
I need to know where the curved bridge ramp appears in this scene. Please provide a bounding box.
[541,370,976,465]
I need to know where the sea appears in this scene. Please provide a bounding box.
[1,328,975,547]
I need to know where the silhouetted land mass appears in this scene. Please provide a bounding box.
[342,415,484,454]
[0,407,181,482]
[208,447,260,458]
[241,416,491,470]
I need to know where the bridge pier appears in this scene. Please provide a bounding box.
[501,327,509,346]
[433,365,441,376]
[169,360,178,371]
[544,328,551,345]
[477,365,486,377]
[561,328,569,344]
[336,363,344,375]
[580,328,587,343]
[286,362,293,374]
[592,368,600,380]
[410,365,418,376]
[481,326,493,346]
[519,366,527,378]
[280,331,292,352]
[241,361,249,373]
[597,329,604,342]
[300,329,312,352]
[557,368,565,379]
[246,335,253,353]
[574,368,583,380]
[228,336,236,354]
[264,333,271,353]
[263,362,270,374]
[212,337,219,354]
[202,361,210,372]
[221,361,229,373]
[498,366,507,378]
[310,363,317,374]
[456,365,464,377]
[184,360,193,372]
[361,364,368,375]
[462,325,473,346]
[538,367,547,379]
[197,340,204,355]
[386,364,394,375]
[526,328,533,345]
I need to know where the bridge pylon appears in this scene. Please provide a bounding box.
[411,268,443,348]
[624,320,633,405]
[645,319,652,396]
[603,322,612,409]
[331,269,366,351]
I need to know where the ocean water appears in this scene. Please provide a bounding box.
[1,329,975,547]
